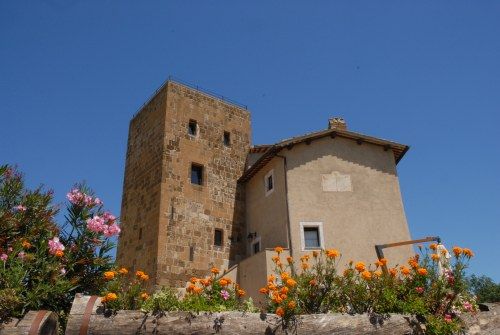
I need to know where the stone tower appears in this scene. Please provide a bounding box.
[116,80,251,287]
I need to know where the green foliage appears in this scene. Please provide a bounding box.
[467,274,500,303]
[100,269,150,311]
[141,287,181,313]
[0,165,117,325]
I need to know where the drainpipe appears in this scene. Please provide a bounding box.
[276,154,294,261]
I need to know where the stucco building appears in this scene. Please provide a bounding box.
[117,79,413,301]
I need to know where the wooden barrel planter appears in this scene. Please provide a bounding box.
[66,294,424,334]
[0,310,59,335]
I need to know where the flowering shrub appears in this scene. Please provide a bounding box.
[260,245,478,334]
[0,165,119,324]
[99,268,150,311]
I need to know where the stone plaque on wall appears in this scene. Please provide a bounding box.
[322,171,352,192]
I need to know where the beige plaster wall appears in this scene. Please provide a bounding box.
[284,136,413,269]
[244,157,289,254]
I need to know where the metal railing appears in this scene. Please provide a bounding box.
[132,75,248,119]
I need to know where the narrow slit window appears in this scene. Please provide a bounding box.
[264,170,274,196]
[253,241,260,254]
[188,120,198,136]
[191,164,203,185]
[223,131,231,146]
[214,229,223,247]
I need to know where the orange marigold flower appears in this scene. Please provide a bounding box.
[288,300,297,309]
[187,284,196,293]
[280,293,287,300]
[272,294,283,304]
[312,251,319,258]
[118,268,128,275]
[286,278,297,287]
[431,253,440,261]
[267,283,278,291]
[55,250,64,258]
[429,243,438,250]
[211,267,219,274]
[22,241,31,249]
[361,270,372,280]
[389,268,397,277]
[237,289,246,297]
[286,256,293,263]
[190,277,198,284]
[136,270,145,278]
[301,262,310,270]
[274,246,284,254]
[104,271,115,281]
[105,292,117,302]
[280,286,289,294]
[200,278,210,286]
[193,286,203,294]
[374,270,382,277]
[355,261,366,272]
[140,292,149,300]
[219,279,229,286]
[408,258,419,269]
[453,247,463,257]
[140,274,149,281]
[326,249,340,259]
[309,279,317,286]
[401,266,411,276]
[300,255,310,262]
[375,260,383,267]
[272,255,280,263]
[380,258,388,266]
[268,274,276,283]
[417,268,428,276]
[463,248,474,257]
[275,307,285,317]
[259,287,269,294]
[280,272,290,281]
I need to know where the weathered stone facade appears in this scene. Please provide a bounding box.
[117,81,251,287]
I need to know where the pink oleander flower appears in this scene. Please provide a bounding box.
[0,253,7,262]
[7,247,12,252]
[415,287,424,294]
[48,237,65,255]
[14,205,27,212]
[444,314,452,323]
[18,251,26,260]
[67,189,102,207]
[103,223,121,237]
[463,301,473,312]
[87,215,106,233]
[220,290,230,300]
[102,212,116,223]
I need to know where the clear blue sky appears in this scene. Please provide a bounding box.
[1,1,499,281]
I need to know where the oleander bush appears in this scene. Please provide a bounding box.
[0,165,119,324]
[260,246,478,335]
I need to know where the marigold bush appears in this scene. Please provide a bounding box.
[260,245,478,335]
[0,165,119,324]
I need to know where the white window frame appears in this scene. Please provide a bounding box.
[264,169,275,197]
[251,236,261,255]
[300,222,324,251]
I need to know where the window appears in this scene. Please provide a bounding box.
[191,164,204,185]
[300,222,324,250]
[252,241,261,254]
[264,169,274,196]
[223,131,231,146]
[214,229,223,247]
[188,120,198,136]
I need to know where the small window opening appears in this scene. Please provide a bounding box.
[188,120,198,136]
[139,228,143,240]
[191,164,203,185]
[304,227,320,249]
[189,246,194,261]
[252,241,261,254]
[214,229,223,247]
[267,175,273,191]
[223,131,231,146]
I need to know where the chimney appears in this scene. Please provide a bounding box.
[328,117,347,130]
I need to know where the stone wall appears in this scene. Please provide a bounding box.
[118,80,251,287]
